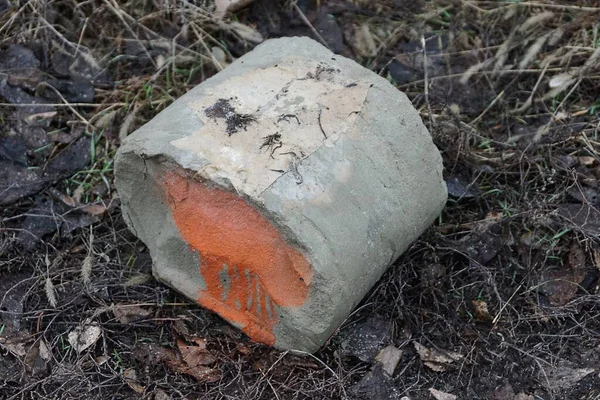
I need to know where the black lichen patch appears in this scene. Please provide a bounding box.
[205,98,257,136]
[260,133,282,158]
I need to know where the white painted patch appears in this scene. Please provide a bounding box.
[171,59,369,198]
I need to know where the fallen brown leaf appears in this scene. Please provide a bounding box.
[133,339,222,383]
[177,338,217,367]
[154,389,171,400]
[540,362,595,392]
[414,342,463,372]
[112,304,153,324]
[81,203,109,216]
[555,204,600,236]
[514,394,534,400]
[24,339,51,375]
[472,299,491,321]
[594,249,600,271]
[214,0,254,19]
[375,345,403,376]
[229,21,263,44]
[67,319,101,353]
[171,338,221,382]
[538,243,588,306]
[0,336,28,357]
[429,388,457,400]
[123,368,145,394]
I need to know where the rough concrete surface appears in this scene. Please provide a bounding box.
[115,37,447,353]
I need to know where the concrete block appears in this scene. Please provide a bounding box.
[115,37,447,353]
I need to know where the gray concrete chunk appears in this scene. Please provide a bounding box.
[114,37,447,353]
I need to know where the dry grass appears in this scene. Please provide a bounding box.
[1,0,600,399]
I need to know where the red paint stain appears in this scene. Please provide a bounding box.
[164,171,312,345]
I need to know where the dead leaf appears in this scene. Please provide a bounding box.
[593,249,600,271]
[453,222,503,265]
[38,339,51,361]
[349,364,402,399]
[95,355,109,366]
[229,21,263,44]
[568,243,585,269]
[555,204,600,236]
[538,243,587,306]
[72,185,85,204]
[375,345,403,376]
[539,269,586,306]
[24,339,51,375]
[67,319,101,353]
[472,299,491,321]
[49,187,77,207]
[170,338,221,383]
[214,0,254,19]
[414,342,463,372]
[0,161,46,207]
[0,271,30,331]
[429,388,457,400]
[236,342,251,354]
[541,363,595,391]
[0,335,27,357]
[177,338,218,367]
[340,317,392,362]
[81,203,109,216]
[493,383,514,400]
[154,389,171,400]
[514,394,534,400]
[112,304,153,324]
[123,368,145,394]
[520,231,537,246]
[578,156,596,166]
[353,23,378,57]
[566,185,598,205]
[132,339,221,383]
[445,175,481,199]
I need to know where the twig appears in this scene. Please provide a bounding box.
[0,101,165,108]
[492,282,523,325]
[318,109,327,139]
[470,89,505,126]
[471,1,600,12]
[190,23,223,71]
[292,350,348,399]
[0,0,28,35]
[30,4,79,54]
[39,83,90,125]
[292,2,330,50]
[421,34,433,133]
[511,60,550,114]
[102,0,158,68]
[534,77,582,142]
[398,67,565,88]
[372,25,405,72]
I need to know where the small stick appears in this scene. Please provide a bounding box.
[470,89,505,126]
[39,83,89,125]
[318,109,327,139]
[292,2,330,50]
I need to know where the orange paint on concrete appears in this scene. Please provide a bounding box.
[164,171,312,345]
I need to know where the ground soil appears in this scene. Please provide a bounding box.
[1,1,600,399]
